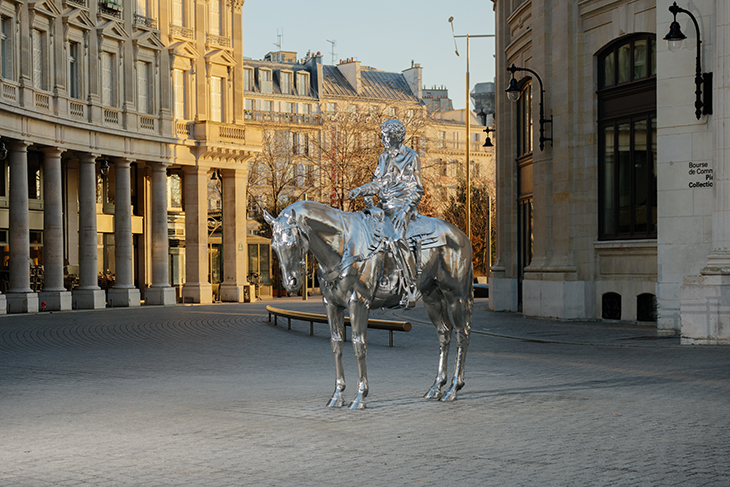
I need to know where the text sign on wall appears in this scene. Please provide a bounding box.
[688,162,713,188]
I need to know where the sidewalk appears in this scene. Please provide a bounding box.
[1,298,728,486]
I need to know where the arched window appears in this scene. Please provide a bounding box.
[597,34,657,240]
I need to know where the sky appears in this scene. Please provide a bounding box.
[242,0,496,111]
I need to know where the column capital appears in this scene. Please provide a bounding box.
[150,161,171,172]
[8,140,31,152]
[79,153,101,164]
[40,147,64,158]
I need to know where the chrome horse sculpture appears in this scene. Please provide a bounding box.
[264,200,473,409]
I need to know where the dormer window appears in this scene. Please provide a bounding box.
[280,71,292,95]
[243,68,253,91]
[297,72,309,96]
[259,68,272,93]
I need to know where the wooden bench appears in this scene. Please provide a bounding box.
[266,305,412,347]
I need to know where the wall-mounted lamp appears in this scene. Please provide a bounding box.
[100,159,110,176]
[483,126,494,148]
[506,64,553,151]
[664,1,712,119]
[0,142,7,161]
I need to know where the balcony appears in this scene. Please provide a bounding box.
[432,140,489,153]
[244,110,322,126]
[134,14,158,29]
[206,34,231,48]
[98,1,122,18]
[169,24,194,40]
[189,121,247,144]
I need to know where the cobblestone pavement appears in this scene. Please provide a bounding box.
[1,297,729,486]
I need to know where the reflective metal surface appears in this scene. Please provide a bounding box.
[265,120,473,409]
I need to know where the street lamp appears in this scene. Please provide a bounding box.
[663,1,712,119]
[448,16,494,241]
[483,126,495,148]
[506,64,553,151]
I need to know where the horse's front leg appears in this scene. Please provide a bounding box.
[347,292,370,410]
[324,298,346,408]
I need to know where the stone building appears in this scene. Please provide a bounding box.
[492,0,730,344]
[242,51,494,289]
[0,0,257,312]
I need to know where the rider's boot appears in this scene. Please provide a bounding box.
[396,240,420,309]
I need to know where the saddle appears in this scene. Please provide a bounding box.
[361,206,447,307]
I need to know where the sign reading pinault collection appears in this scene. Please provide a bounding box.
[688,162,713,188]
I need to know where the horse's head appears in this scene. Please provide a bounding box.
[264,207,309,294]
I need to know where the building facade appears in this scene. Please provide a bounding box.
[0,0,258,313]
[492,0,730,344]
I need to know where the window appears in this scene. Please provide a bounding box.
[327,102,336,112]
[262,100,272,112]
[297,72,309,96]
[168,173,183,209]
[1,15,12,79]
[210,76,222,122]
[406,109,415,118]
[173,69,186,119]
[137,61,152,114]
[209,0,221,35]
[280,71,292,94]
[69,42,80,99]
[600,34,656,89]
[32,29,47,90]
[517,82,532,156]
[437,131,446,149]
[259,69,272,93]
[172,0,184,26]
[301,103,311,115]
[348,104,357,114]
[101,51,116,106]
[598,34,657,240]
[389,107,397,117]
[243,68,253,91]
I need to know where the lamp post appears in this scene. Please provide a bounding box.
[505,64,553,151]
[663,1,712,119]
[448,16,494,241]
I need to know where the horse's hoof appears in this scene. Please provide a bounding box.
[349,392,367,410]
[326,391,346,408]
[440,385,459,402]
[424,387,443,400]
[349,399,366,410]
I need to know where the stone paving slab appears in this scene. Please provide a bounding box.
[1,298,729,486]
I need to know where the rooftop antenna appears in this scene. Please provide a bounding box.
[274,28,283,50]
[326,39,336,63]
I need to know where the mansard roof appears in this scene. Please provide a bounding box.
[321,66,417,102]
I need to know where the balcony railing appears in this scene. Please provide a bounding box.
[104,108,120,125]
[433,140,488,153]
[140,116,155,131]
[206,34,231,48]
[66,0,87,8]
[35,92,50,111]
[244,110,322,126]
[69,101,85,119]
[98,1,122,18]
[1,80,18,103]
[134,14,158,29]
[169,24,194,39]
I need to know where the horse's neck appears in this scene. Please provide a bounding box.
[299,207,348,274]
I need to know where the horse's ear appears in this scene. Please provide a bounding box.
[287,209,297,225]
[263,210,275,226]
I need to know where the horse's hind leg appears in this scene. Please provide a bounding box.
[325,298,346,408]
[422,288,453,400]
[441,295,472,402]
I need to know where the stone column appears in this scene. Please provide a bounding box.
[72,153,105,309]
[145,162,176,305]
[679,1,730,344]
[181,166,213,304]
[107,159,140,307]
[219,168,250,302]
[6,140,37,313]
[39,147,72,310]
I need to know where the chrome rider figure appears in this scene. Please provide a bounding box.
[349,119,422,308]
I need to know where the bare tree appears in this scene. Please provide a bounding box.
[247,126,317,220]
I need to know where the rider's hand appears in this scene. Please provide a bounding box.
[349,188,360,200]
[393,212,407,233]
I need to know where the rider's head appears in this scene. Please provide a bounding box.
[381,119,406,150]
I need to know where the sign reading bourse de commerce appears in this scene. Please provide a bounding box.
[688,161,713,188]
